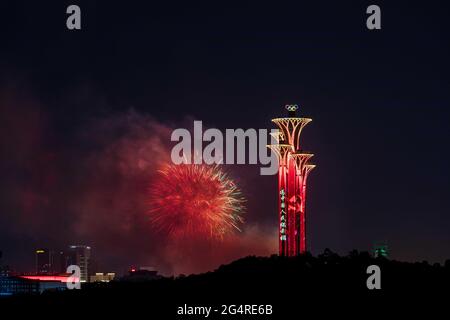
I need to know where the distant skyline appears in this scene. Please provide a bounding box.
[1,1,450,275]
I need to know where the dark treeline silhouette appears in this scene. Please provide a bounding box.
[2,249,449,317]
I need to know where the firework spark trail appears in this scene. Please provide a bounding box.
[148,164,245,239]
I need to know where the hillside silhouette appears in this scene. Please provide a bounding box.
[2,249,449,317]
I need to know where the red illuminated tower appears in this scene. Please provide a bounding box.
[268,105,315,256]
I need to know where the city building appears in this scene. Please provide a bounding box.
[35,248,51,274]
[67,245,91,282]
[0,276,39,295]
[0,250,9,277]
[90,272,116,283]
[19,275,70,293]
[0,265,10,277]
[120,266,161,282]
[268,105,316,256]
[0,275,72,295]
[35,248,71,274]
[51,250,68,274]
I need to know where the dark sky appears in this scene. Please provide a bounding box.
[0,1,449,274]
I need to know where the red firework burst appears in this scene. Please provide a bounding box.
[148,164,245,239]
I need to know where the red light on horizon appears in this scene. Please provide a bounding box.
[19,275,79,283]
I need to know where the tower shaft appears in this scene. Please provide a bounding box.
[269,105,315,256]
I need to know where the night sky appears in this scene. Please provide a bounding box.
[1,1,449,275]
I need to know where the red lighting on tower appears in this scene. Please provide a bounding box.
[268,105,316,256]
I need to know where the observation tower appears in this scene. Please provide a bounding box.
[268,105,316,256]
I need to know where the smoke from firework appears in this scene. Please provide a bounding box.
[0,90,276,274]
